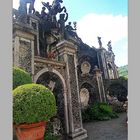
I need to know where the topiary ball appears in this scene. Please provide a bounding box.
[13,84,57,124]
[13,67,32,89]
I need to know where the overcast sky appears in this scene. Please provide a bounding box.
[13,0,128,67]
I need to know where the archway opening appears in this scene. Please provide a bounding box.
[107,83,127,102]
[36,71,65,134]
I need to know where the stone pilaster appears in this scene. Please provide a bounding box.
[28,14,40,56]
[93,66,106,102]
[56,40,87,140]
[13,21,37,76]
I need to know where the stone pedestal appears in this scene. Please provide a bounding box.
[55,40,87,140]
[13,21,37,76]
[93,66,106,102]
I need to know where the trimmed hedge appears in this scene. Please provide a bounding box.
[13,67,32,89]
[13,84,57,124]
[82,102,118,122]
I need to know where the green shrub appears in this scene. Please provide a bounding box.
[13,67,32,89]
[44,133,60,140]
[119,76,128,81]
[82,102,118,122]
[44,121,61,140]
[13,84,57,124]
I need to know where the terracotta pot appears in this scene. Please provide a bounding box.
[14,121,46,140]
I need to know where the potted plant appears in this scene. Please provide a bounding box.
[13,83,57,140]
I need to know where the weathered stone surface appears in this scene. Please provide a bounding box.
[68,54,82,130]
[19,39,32,73]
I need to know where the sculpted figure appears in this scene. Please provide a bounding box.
[42,0,66,17]
[58,12,68,31]
[41,7,48,19]
[65,22,82,41]
[41,2,52,13]
[19,0,35,14]
[65,22,76,35]
[97,36,102,48]
[107,40,112,52]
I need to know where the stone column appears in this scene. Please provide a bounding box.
[56,40,87,140]
[13,36,20,67]
[111,54,119,79]
[13,22,37,76]
[93,66,106,102]
[97,48,109,79]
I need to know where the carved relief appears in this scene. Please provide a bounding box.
[81,61,91,75]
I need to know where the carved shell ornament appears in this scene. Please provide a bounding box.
[80,88,90,109]
[81,61,91,74]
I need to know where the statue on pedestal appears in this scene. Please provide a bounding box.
[97,36,102,48]
[107,40,112,52]
[65,22,80,40]
[19,0,35,14]
[42,0,67,22]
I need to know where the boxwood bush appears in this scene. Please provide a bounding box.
[13,84,57,124]
[13,67,32,89]
[82,102,118,122]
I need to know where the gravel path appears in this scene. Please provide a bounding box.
[83,113,128,140]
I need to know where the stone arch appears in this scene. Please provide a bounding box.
[34,68,69,134]
[105,79,128,102]
[80,82,97,107]
[34,68,66,89]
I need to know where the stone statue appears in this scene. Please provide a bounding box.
[51,0,66,14]
[73,21,77,30]
[41,7,48,19]
[107,40,112,52]
[58,12,68,34]
[42,0,66,17]
[19,0,35,14]
[65,22,79,39]
[41,2,52,13]
[97,36,102,48]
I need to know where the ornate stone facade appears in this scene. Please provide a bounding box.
[13,1,120,139]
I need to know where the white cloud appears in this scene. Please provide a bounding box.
[114,42,128,67]
[76,13,128,66]
[77,13,128,48]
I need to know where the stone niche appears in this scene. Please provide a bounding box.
[80,88,90,109]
